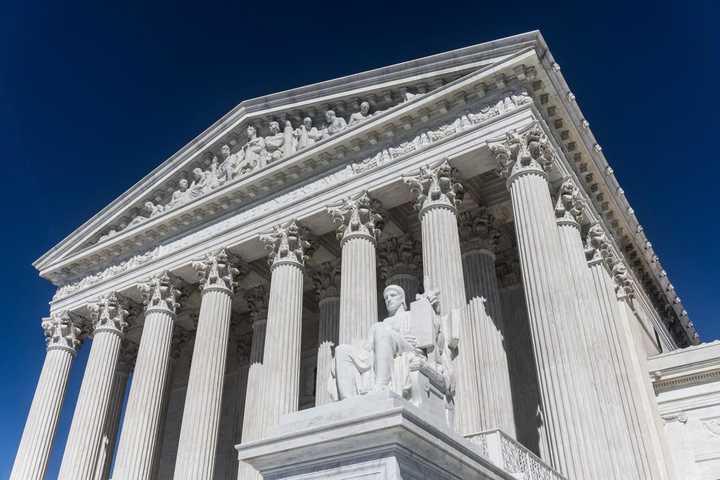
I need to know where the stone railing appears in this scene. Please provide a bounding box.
[466,430,565,480]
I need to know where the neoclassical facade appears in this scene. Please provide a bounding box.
[12,31,710,480]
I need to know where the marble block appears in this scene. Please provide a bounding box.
[236,391,516,480]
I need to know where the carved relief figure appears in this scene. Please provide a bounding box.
[169,178,189,208]
[219,144,241,181]
[242,125,269,170]
[188,167,209,200]
[323,110,347,138]
[264,121,285,163]
[294,117,322,150]
[349,101,371,125]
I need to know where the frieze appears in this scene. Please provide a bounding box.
[93,91,426,246]
[53,247,160,301]
[351,91,532,174]
[53,91,532,301]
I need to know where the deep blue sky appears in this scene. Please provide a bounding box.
[1,0,718,477]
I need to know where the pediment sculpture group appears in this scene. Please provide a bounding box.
[98,100,393,243]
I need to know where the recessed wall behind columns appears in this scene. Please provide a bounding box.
[500,284,543,456]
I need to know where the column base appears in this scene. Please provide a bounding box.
[235,392,552,480]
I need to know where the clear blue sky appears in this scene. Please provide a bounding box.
[1,0,717,477]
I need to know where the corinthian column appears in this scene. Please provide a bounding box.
[489,124,606,479]
[403,160,480,435]
[174,250,241,480]
[10,313,81,480]
[377,233,422,305]
[585,224,671,479]
[311,261,341,406]
[258,219,310,431]
[328,191,383,344]
[112,273,181,480]
[554,179,636,478]
[458,208,515,437]
[237,285,269,480]
[58,293,128,480]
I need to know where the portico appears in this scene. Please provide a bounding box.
[12,31,700,480]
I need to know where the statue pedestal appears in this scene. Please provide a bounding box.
[235,391,519,480]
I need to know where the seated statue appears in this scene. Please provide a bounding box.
[349,101,371,125]
[294,117,322,150]
[264,121,285,163]
[330,284,452,416]
[323,110,348,138]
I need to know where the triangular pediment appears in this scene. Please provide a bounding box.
[35,32,546,283]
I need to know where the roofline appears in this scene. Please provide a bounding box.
[34,30,545,269]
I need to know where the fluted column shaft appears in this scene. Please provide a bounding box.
[112,274,179,480]
[329,192,382,345]
[262,259,304,431]
[10,316,80,480]
[338,234,378,344]
[585,230,669,479]
[491,124,614,478]
[462,248,516,436]
[556,217,626,479]
[99,366,130,480]
[174,288,234,479]
[241,319,267,443]
[405,161,478,434]
[58,295,127,480]
[316,296,340,406]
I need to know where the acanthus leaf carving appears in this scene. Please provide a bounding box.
[377,233,422,282]
[42,311,82,353]
[327,191,384,243]
[403,159,464,213]
[489,123,556,181]
[554,177,585,224]
[89,291,129,335]
[192,248,243,294]
[259,219,313,268]
[138,272,182,314]
[458,207,501,253]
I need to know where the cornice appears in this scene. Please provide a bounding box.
[39,48,539,286]
[34,32,543,273]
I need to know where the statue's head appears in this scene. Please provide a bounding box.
[178,178,188,190]
[360,101,370,114]
[326,110,336,122]
[221,144,231,158]
[246,125,256,138]
[383,284,406,315]
[269,121,280,134]
[303,116,312,128]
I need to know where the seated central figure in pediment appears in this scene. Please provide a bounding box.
[330,284,453,420]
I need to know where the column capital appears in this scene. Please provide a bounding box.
[327,191,383,245]
[138,272,182,315]
[310,260,341,302]
[41,312,81,355]
[584,223,613,265]
[245,284,269,321]
[554,178,585,227]
[377,233,422,282]
[192,249,244,294]
[403,159,464,216]
[260,220,312,269]
[489,124,556,184]
[611,262,636,299]
[89,292,128,337]
[458,207,501,255]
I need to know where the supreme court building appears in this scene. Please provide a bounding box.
[11,31,720,480]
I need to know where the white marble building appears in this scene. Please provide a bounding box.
[11,31,715,480]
